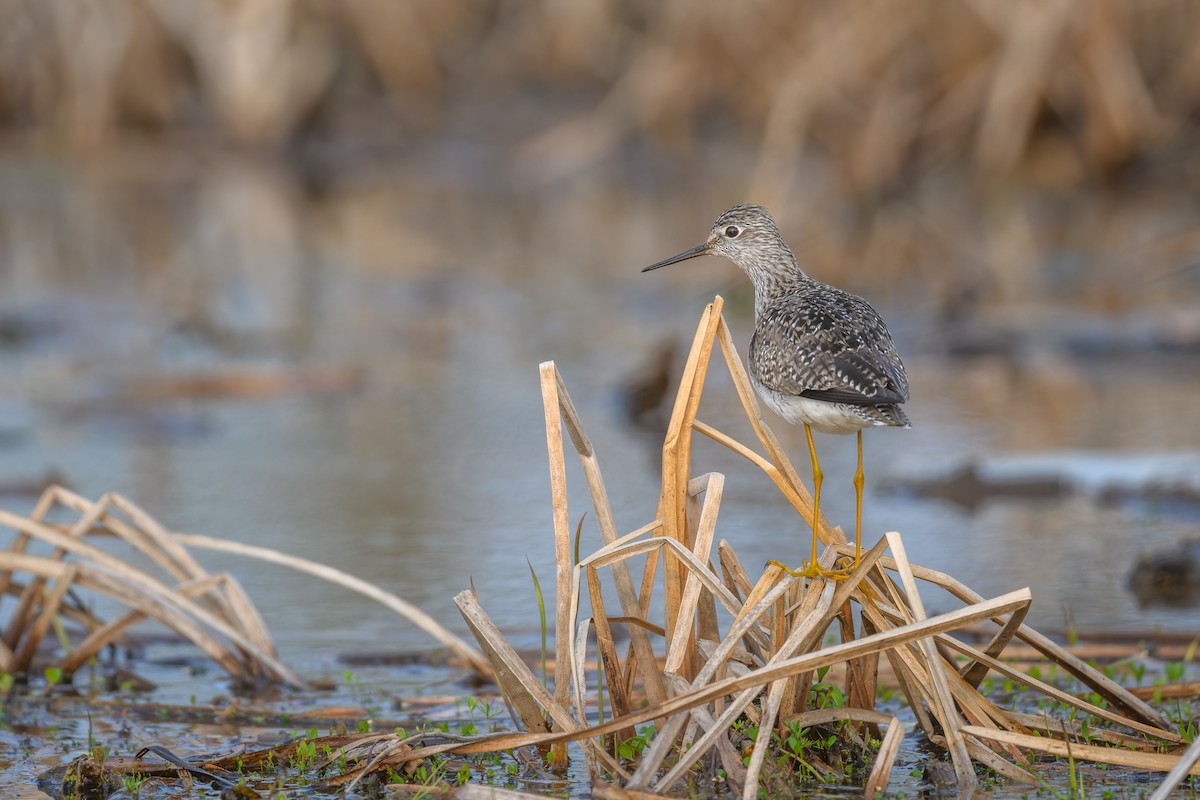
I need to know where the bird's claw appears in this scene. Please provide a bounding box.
[765,558,855,580]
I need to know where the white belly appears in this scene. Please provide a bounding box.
[751,377,875,435]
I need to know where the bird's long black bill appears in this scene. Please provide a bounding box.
[640,242,710,272]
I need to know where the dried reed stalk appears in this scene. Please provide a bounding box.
[0,484,491,687]
[657,297,722,679]
[169,531,490,675]
[962,725,1200,776]
[0,489,301,687]
[829,543,1169,729]
[453,589,621,778]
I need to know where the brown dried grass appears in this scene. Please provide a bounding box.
[0,485,490,687]
[409,296,1188,797]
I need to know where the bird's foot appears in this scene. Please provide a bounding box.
[766,558,852,580]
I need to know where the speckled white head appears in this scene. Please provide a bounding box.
[641,204,807,290]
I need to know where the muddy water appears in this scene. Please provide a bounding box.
[0,154,1198,795]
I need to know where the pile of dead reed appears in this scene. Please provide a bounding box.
[0,486,489,687]
[423,296,1194,797]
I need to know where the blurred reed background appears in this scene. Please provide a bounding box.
[1,0,1197,313]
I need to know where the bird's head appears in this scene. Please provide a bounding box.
[641,204,794,280]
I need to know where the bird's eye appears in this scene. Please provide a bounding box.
[724,225,741,238]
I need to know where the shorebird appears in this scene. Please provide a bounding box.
[642,204,910,576]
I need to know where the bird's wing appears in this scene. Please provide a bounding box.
[750,291,910,407]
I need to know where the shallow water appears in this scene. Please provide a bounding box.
[0,154,1198,797]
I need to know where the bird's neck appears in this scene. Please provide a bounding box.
[747,258,818,320]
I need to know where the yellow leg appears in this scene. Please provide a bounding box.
[768,423,836,578]
[805,423,823,569]
[853,430,864,567]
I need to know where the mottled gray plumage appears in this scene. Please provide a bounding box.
[642,203,910,435]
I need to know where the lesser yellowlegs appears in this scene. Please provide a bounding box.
[642,203,910,576]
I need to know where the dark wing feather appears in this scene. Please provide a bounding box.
[749,290,909,407]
